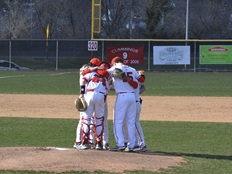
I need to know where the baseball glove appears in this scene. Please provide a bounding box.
[113,68,126,80]
[74,98,87,111]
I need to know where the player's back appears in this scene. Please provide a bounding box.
[112,65,138,94]
[83,71,107,94]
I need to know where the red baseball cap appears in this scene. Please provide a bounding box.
[90,58,101,66]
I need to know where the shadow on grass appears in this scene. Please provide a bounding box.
[147,151,232,161]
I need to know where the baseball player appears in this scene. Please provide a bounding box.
[107,57,144,152]
[81,61,112,150]
[123,70,148,152]
[73,64,89,149]
[96,62,112,150]
[79,61,109,150]
[134,70,147,151]
[73,58,101,149]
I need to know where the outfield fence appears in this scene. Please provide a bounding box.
[1,39,232,72]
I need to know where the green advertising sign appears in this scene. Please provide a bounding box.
[200,45,232,64]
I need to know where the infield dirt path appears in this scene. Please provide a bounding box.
[0,94,231,173]
[1,94,232,122]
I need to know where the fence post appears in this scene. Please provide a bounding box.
[148,40,150,71]
[56,40,59,71]
[9,40,12,69]
[194,41,196,72]
[101,40,104,61]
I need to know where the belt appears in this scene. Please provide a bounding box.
[87,89,105,95]
[117,92,134,94]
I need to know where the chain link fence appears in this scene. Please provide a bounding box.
[1,39,232,72]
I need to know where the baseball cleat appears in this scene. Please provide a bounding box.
[88,143,95,149]
[73,143,81,149]
[109,145,125,151]
[103,143,110,150]
[134,145,140,149]
[124,147,135,152]
[80,144,90,150]
[133,146,142,152]
[140,146,148,152]
[95,144,103,150]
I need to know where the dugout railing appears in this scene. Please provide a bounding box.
[0,39,232,72]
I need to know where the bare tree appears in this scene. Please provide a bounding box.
[101,0,144,39]
[144,0,174,39]
[32,0,92,39]
[0,0,232,39]
[189,0,232,39]
[57,0,92,39]
[33,0,62,39]
[0,0,29,39]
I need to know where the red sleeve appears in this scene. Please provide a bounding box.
[128,79,138,89]
[138,75,145,82]
[96,69,109,78]
[82,69,91,76]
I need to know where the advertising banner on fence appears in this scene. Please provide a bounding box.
[106,46,144,65]
[88,41,98,51]
[153,46,190,65]
[200,45,232,64]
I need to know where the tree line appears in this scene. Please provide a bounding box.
[0,0,231,40]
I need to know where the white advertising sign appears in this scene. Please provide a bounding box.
[88,41,98,51]
[153,46,190,65]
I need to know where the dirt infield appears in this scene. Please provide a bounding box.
[1,94,232,122]
[0,94,231,173]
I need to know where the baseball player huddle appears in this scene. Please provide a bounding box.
[73,56,147,152]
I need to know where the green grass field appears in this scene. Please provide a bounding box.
[0,71,232,174]
[0,71,232,96]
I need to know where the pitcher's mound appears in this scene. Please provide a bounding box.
[0,147,184,173]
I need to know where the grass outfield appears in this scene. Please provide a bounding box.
[0,71,232,174]
[0,71,232,96]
